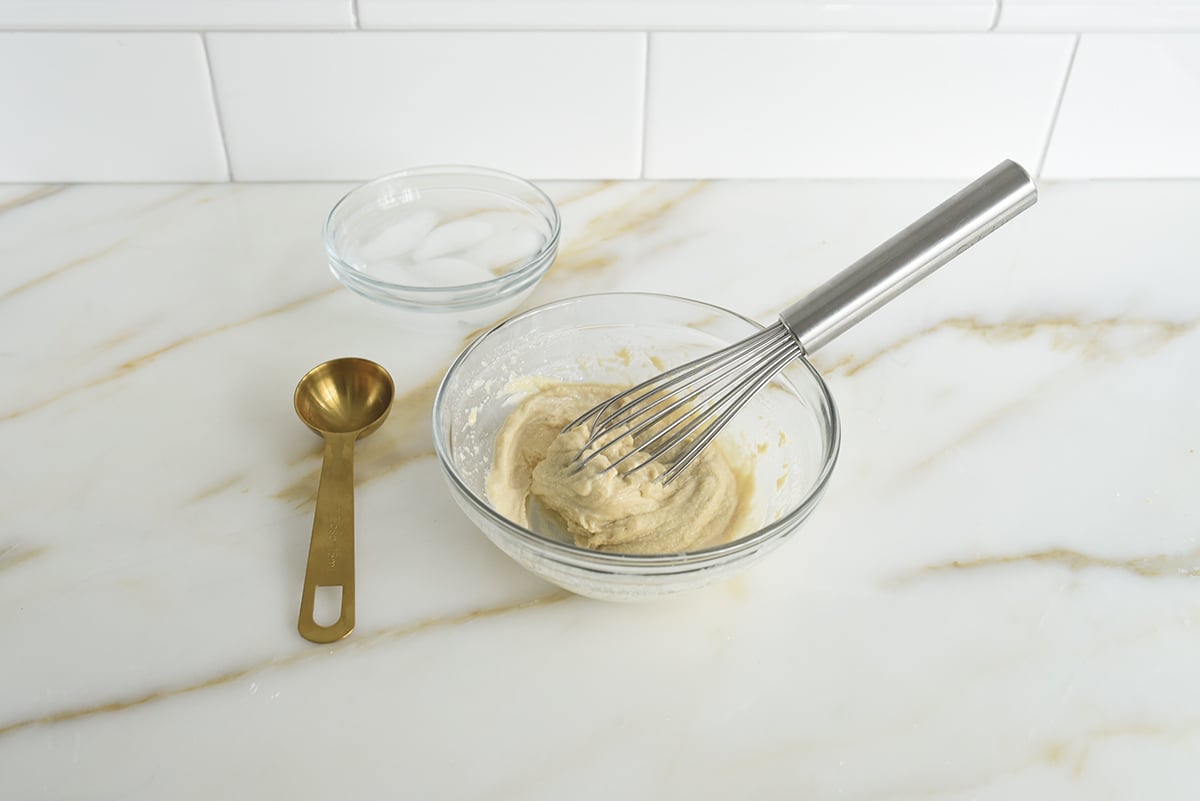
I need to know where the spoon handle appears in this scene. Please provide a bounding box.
[298,433,356,643]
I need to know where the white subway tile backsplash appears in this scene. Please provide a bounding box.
[206,32,645,181]
[1042,34,1200,178]
[0,16,1193,183]
[0,33,227,182]
[643,33,1074,179]
[358,0,995,32]
[0,0,353,30]
[997,1,1200,32]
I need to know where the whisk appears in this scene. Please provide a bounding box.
[566,160,1038,484]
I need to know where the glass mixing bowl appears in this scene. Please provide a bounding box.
[323,165,559,331]
[432,293,841,601]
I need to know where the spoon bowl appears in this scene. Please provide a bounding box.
[293,357,394,643]
[294,358,394,436]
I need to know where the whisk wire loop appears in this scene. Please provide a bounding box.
[567,324,783,438]
[604,340,792,474]
[572,325,794,470]
[658,341,800,483]
[567,322,802,484]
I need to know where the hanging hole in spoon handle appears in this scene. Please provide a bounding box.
[298,433,357,643]
[780,159,1038,355]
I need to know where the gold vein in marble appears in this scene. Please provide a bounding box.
[914,546,1200,580]
[120,287,340,373]
[903,384,1052,478]
[88,186,210,245]
[845,315,1196,479]
[91,326,142,354]
[1044,739,1089,779]
[0,185,66,215]
[190,474,247,505]
[549,182,708,278]
[0,186,203,300]
[812,316,1197,378]
[0,286,339,424]
[39,186,202,246]
[0,592,571,741]
[0,236,129,302]
[552,180,616,207]
[1043,722,1198,779]
[459,322,499,347]
[0,544,50,574]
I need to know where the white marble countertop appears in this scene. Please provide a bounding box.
[1,179,1197,799]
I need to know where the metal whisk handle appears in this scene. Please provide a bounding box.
[780,159,1037,354]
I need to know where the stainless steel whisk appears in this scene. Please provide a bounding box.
[566,160,1038,484]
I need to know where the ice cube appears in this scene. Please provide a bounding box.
[355,209,438,262]
[402,257,496,287]
[464,225,546,274]
[413,218,494,261]
[361,256,416,282]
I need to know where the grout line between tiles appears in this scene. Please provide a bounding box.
[989,0,1003,30]
[638,32,651,179]
[199,33,233,181]
[1035,33,1081,180]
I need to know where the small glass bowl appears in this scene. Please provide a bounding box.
[323,165,560,330]
[432,293,841,601]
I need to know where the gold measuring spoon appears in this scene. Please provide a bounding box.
[293,358,394,643]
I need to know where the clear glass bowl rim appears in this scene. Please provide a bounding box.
[431,291,843,570]
[323,164,562,296]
